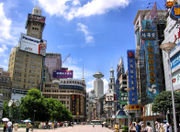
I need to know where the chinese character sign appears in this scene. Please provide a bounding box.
[127,50,138,105]
[144,41,159,99]
[141,20,159,100]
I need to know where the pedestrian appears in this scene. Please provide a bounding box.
[155,121,160,132]
[13,123,19,132]
[26,123,32,132]
[159,123,165,132]
[130,122,136,132]
[3,122,7,132]
[102,123,104,127]
[7,121,12,132]
[136,122,141,132]
[144,122,153,132]
[114,123,119,132]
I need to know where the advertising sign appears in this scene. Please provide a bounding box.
[127,50,138,105]
[19,33,46,56]
[28,14,45,23]
[171,51,180,69]
[53,70,73,78]
[170,5,180,20]
[166,1,175,8]
[141,20,159,100]
[172,70,180,86]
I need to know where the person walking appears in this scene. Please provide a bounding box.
[136,122,141,132]
[144,122,153,132]
[114,123,119,132]
[7,121,12,132]
[3,122,7,132]
[26,123,32,132]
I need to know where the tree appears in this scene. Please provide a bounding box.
[20,88,73,122]
[20,88,48,121]
[2,101,9,117]
[152,91,180,115]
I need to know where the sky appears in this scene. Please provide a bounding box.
[0,0,166,93]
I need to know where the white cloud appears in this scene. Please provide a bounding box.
[77,23,94,43]
[37,0,131,20]
[0,3,12,40]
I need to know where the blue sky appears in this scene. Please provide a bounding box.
[0,0,165,92]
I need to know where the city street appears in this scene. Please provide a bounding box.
[0,125,114,132]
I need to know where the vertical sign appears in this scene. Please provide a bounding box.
[127,50,138,105]
[141,20,159,100]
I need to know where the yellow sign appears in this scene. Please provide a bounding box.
[125,105,141,110]
[166,1,175,8]
[174,7,180,16]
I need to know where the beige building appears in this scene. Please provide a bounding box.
[0,68,11,101]
[8,7,46,100]
[42,79,86,122]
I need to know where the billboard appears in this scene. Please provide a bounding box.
[53,70,73,78]
[19,33,47,56]
[141,20,159,100]
[127,50,138,105]
[105,93,114,102]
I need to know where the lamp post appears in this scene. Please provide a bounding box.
[160,42,177,132]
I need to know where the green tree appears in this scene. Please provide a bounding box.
[2,101,9,118]
[152,91,180,115]
[20,88,73,122]
[45,98,72,121]
[20,88,48,121]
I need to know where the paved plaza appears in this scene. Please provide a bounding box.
[0,125,114,132]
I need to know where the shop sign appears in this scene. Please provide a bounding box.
[170,5,180,20]
[166,1,175,8]
[127,50,138,105]
[141,31,156,40]
[171,51,180,69]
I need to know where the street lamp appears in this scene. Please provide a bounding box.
[160,42,177,132]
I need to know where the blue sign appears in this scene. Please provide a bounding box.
[141,31,156,40]
[171,51,180,69]
[170,5,180,20]
[142,20,159,100]
[127,50,138,105]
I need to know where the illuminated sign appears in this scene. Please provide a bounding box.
[28,14,45,23]
[171,51,180,69]
[166,1,175,8]
[19,33,47,56]
[170,5,180,20]
[127,50,138,105]
[142,20,159,100]
[125,105,141,110]
[53,70,73,78]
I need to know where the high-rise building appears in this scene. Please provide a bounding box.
[8,7,46,100]
[133,8,167,119]
[162,10,180,93]
[133,9,167,105]
[93,71,104,98]
[45,53,62,80]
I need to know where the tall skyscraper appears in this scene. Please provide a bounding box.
[93,71,104,98]
[8,7,46,100]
